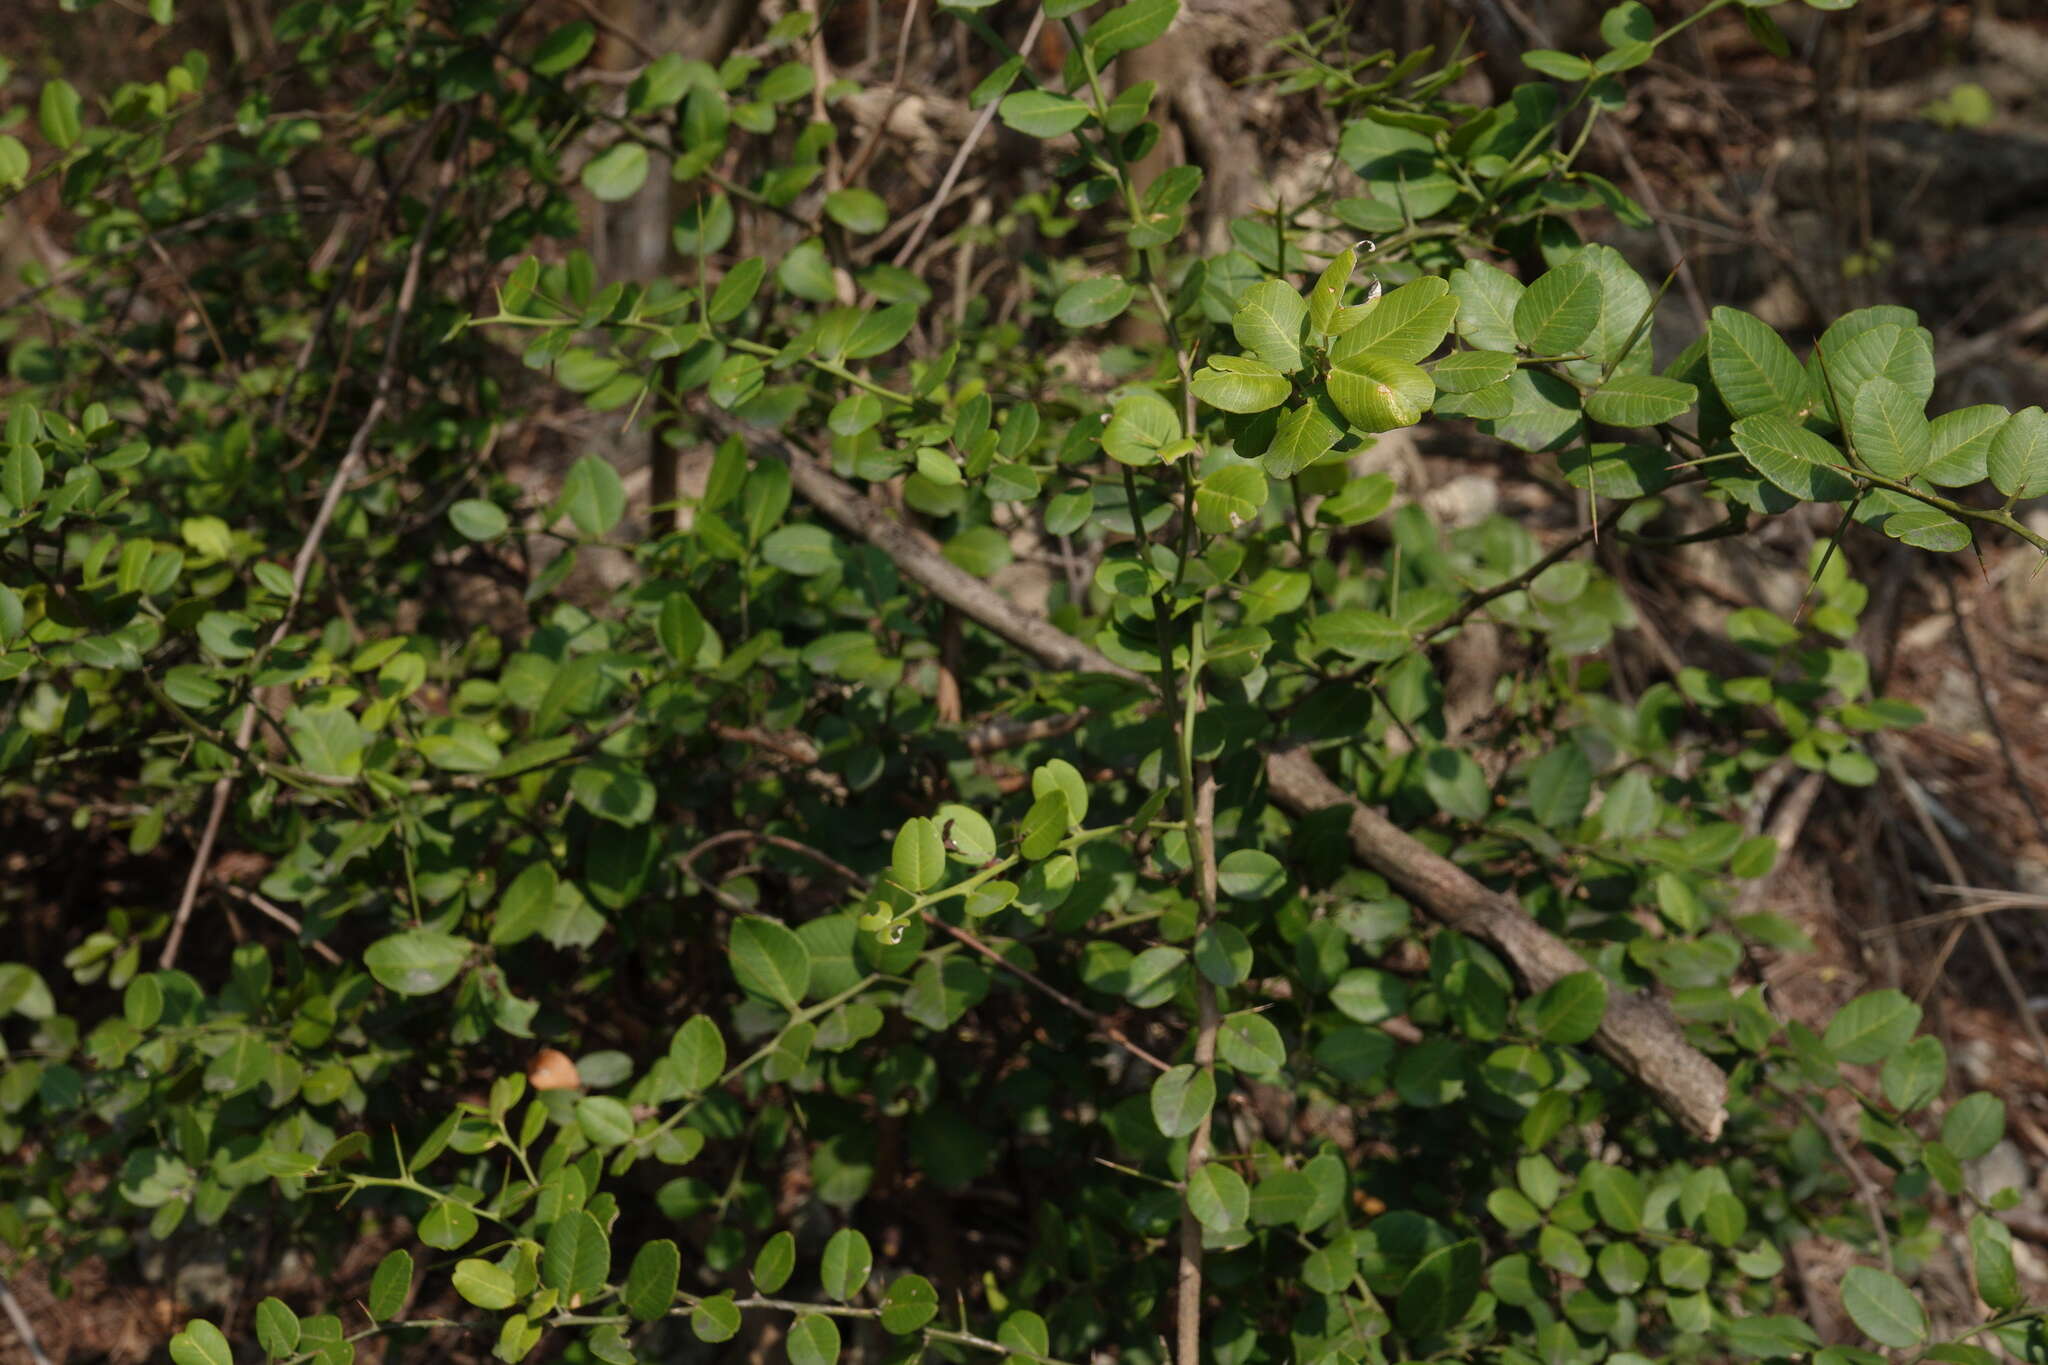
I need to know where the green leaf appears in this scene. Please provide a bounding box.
[670,1015,727,1092]
[1217,1011,1286,1077]
[1450,261,1525,351]
[1849,378,1932,481]
[577,1095,635,1147]
[449,499,509,540]
[532,22,597,75]
[821,1228,873,1301]
[491,862,556,947]
[625,1239,681,1322]
[1101,389,1182,466]
[1188,1163,1249,1232]
[254,1298,301,1358]
[1520,971,1607,1044]
[844,304,917,359]
[1398,1240,1482,1337]
[1970,1214,2021,1311]
[1085,0,1180,58]
[1525,743,1592,828]
[753,1230,797,1292]
[1190,355,1291,413]
[363,931,470,996]
[761,523,838,576]
[1514,258,1604,354]
[1326,353,1433,431]
[1584,373,1696,427]
[730,916,810,1006]
[418,1201,478,1250]
[1055,277,1137,328]
[419,720,503,774]
[1433,350,1517,393]
[1032,759,1090,824]
[1731,414,1857,502]
[1217,849,1285,900]
[1150,1063,1215,1137]
[1523,49,1594,79]
[1921,404,2008,486]
[38,80,83,150]
[823,187,888,234]
[1310,607,1408,661]
[169,1321,234,1365]
[893,817,947,892]
[1840,1265,1926,1348]
[542,1210,610,1300]
[570,758,655,825]
[581,142,649,201]
[1942,1092,2004,1160]
[692,1293,742,1342]
[453,1258,518,1310]
[788,1314,841,1365]
[880,1275,939,1334]
[1823,989,1921,1064]
[1018,789,1071,859]
[999,91,1090,137]
[1987,405,2048,500]
[288,708,364,778]
[1710,307,1808,418]
[1234,279,1309,372]
[1329,276,1457,364]
[709,257,765,322]
[0,135,30,191]
[560,454,627,537]
[1262,402,1341,478]
[1195,464,1269,532]
[369,1249,412,1321]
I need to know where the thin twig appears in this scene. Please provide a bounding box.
[892,8,1047,268]
[213,881,346,965]
[161,107,471,971]
[0,1276,52,1365]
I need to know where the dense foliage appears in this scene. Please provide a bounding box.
[1,1,2044,1363]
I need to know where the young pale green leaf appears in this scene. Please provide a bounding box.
[1432,349,1517,393]
[1840,1265,1926,1348]
[1450,261,1525,351]
[1233,279,1310,373]
[752,1230,796,1293]
[1101,389,1182,465]
[1190,355,1291,413]
[1731,415,1858,502]
[821,1228,873,1301]
[1823,989,1921,1064]
[823,187,887,234]
[1848,377,1932,481]
[1329,276,1457,364]
[453,1258,518,1310]
[1307,245,1358,334]
[417,1201,478,1250]
[581,142,649,201]
[692,1293,742,1342]
[1150,1063,1216,1137]
[0,135,31,191]
[449,499,509,540]
[1326,354,1433,432]
[1055,277,1136,328]
[1514,258,1604,354]
[1522,49,1594,79]
[1188,1163,1250,1232]
[559,454,627,537]
[576,1095,634,1147]
[1583,374,1696,428]
[1262,401,1341,477]
[729,916,810,1006]
[998,91,1090,138]
[625,1239,681,1322]
[1309,607,1408,661]
[362,931,470,996]
[38,80,83,150]
[892,816,946,892]
[670,1014,727,1091]
[1709,307,1808,418]
[1987,405,2048,499]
